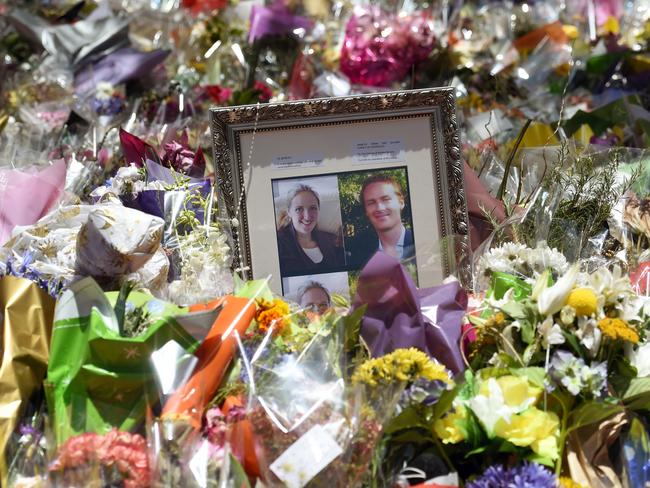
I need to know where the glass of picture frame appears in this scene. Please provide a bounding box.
[210,87,469,299]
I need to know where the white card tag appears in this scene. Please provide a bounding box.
[353,139,405,164]
[270,425,343,488]
[272,153,324,170]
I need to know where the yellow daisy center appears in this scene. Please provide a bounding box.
[565,288,598,317]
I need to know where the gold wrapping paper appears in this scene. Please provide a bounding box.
[566,411,628,488]
[0,276,55,484]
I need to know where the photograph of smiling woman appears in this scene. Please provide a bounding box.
[275,183,345,276]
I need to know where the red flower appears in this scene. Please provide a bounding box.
[204,85,233,104]
[182,0,228,15]
[253,81,273,102]
[119,128,157,167]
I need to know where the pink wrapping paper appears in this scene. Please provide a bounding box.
[0,160,66,245]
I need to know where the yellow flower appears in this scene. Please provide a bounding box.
[565,288,598,317]
[598,317,640,344]
[493,407,560,460]
[434,406,467,444]
[479,375,542,409]
[256,298,290,334]
[559,477,588,488]
[352,348,453,387]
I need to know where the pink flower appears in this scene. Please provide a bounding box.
[340,6,437,87]
[253,81,273,102]
[161,140,206,178]
[204,85,233,104]
[51,430,150,487]
[205,407,228,445]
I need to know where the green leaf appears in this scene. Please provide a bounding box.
[385,406,430,434]
[623,377,650,412]
[228,453,251,488]
[432,387,459,421]
[465,445,488,457]
[567,401,624,435]
[343,305,367,354]
[526,452,555,467]
[500,301,528,320]
[114,281,135,337]
[520,320,535,345]
[610,358,637,397]
[511,367,546,389]
[562,330,585,358]
[234,278,273,301]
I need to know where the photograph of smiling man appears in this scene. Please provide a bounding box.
[340,168,416,273]
[272,175,346,277]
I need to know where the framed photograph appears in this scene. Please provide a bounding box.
[210,88,469,296]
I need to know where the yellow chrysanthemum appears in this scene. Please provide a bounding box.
[559,477,588,488]
[352,348,453,387]
[598,317,640,344]
[565,288,598,317]
[255,298,290,333]
[434,406,467,444]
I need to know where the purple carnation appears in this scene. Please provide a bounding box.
[466,463,557,488]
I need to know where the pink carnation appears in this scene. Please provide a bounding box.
[51,430,150,488]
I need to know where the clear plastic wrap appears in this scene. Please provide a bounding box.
[240,313,404,488]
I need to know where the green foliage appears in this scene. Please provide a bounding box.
[515,145,638,260]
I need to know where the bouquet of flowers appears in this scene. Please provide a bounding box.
[237,286,454,488]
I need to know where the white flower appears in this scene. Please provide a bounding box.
[575,317,602,358]
[588,265,633,306]
[538,316,565,348]
[535,265,578,316]
[630,341,650,377]
[527,243,569,276]
[485,288,516,309]
[467,378,515,435]
[95,81,116,99]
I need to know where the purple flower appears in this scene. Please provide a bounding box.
[160,140,206,177]
[466,463,557,488]
[91,95,124,116]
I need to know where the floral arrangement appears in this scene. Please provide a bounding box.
[49,430,150,488]
[3,0,650,487]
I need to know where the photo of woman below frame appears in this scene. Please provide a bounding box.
[274,180,345,276]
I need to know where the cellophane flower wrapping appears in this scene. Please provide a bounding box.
[148,292,257,487]
[44,278,201,445]
[241,311,403,488]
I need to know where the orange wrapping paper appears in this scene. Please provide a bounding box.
[161,295,256,428]
[223,395,260,479]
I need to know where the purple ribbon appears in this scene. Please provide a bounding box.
[248,2,313,43]
[352,252,467,375]
[74,47,170,96]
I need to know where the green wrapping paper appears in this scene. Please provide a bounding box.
[488,271,532,301]
[0,276,55,485]
[45,278,200,444]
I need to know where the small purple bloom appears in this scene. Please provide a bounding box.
[466,463,557,488]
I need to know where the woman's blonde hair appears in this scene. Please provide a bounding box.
[279,184,321,228]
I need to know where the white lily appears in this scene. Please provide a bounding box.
[536,264,579,316]
[538,316,565,348]
[467,378,515,435]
